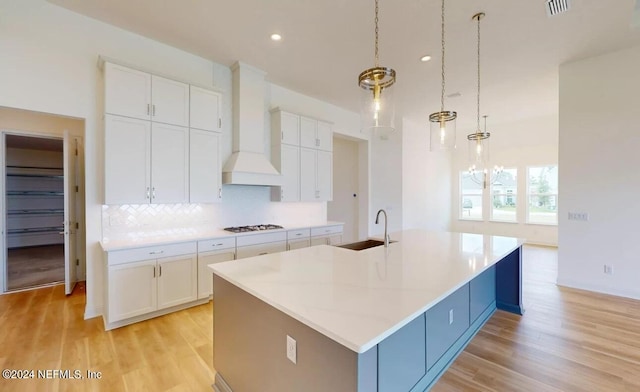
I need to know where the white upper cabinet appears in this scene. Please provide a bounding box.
[151,75,190,127]
[190,129,222,203]
[105,62,152,121]
[280,111,300,145]
[271,109,333,202]
[317,121,333,152]
[104,115,151,205]
[103,62,189,127]
[300,116,317,149]
[151,123,189,204]
[190,86,221,132]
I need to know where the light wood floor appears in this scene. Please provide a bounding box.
[7,244,65,290]
[0,245,639,391]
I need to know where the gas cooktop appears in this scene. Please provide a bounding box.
[223,224,284,233]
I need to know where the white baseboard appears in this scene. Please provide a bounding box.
[84,305,102,320]
[556,278,640,301]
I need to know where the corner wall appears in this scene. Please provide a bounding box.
[558,44,640,300]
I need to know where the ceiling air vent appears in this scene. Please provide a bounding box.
[546,0,570,17]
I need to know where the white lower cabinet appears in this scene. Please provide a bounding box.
[287,228,311,250]
[105,242,198,328]
[197,237,236,299]
[310,225,343,246]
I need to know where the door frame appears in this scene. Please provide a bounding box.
[0,128,85,294]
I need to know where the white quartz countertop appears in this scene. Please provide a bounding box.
[100,221,344,251]
[208,229,523,353]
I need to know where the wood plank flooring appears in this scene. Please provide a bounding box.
[7,244,64,290]
[0,245,638,391]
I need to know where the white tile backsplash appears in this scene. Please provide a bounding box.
[102,185,327,242]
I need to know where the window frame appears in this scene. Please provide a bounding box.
[459,171,483,221]
[526,165,558,226]
[489,167,518,223]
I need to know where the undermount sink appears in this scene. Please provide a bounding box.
[335,239,396,251]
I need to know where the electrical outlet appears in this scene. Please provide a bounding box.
[449,309,454,325]
[604,265,613,275]
[286,335,297,364]
[568,212,589,221]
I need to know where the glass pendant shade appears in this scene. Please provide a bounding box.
[467,131,490,171]
[359,66,396,135]
[429,111,456,150]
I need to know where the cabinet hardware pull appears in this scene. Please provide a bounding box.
[281,131,284,141]
[218,118,222,128]
[296,233,302,236]
[152,104,156,116]
[281,189,284,199]
[146,187,150,199]
[152,187,156,199]
[153,266,156,278]
[213,243,223,247]
[258,252,268,255]
[147,104,150,115]
[219,188,222,198]
[159,266,162,277]
[149,250,164,255]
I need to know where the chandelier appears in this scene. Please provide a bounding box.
[429,0,457,151]
[358,0,396,134]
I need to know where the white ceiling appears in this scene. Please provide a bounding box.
[48,0,640,131]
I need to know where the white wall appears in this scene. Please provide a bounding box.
[0,0,363,318]
[450,114,559,245]
[369,125,403,236]
[558,44,640,300]
[402,119,452,231]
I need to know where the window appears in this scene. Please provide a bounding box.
[460,172,483,220]
[527,165,558,225]
[490,168,517,222]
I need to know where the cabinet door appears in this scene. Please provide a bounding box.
[280,111,300,145]
[104,115,151,204]
[327,234,342,246]
[287,238,310,250]
[190,129,221,203]
[300,116,317,149]
[317,150,333,201]
[151,75,190,127]
[300,147,316,201]
[108,259,157,322]
[190,86,221,132]
[310,236,328,246]
[236,241,287,259]
[104,62,151,121]
[198,250,235,299]
[157,254,198,309]
[317,121,333,152]
[151,123,189,204]
[280,144,300,202]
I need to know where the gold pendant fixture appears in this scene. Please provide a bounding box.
[358,0,396,135]
[429,0,457,151]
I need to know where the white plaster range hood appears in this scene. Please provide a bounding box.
[222,61,282,186]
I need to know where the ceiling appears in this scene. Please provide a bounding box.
[48,0,640,131]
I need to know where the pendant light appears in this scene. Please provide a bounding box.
[467,13,503,189]
[467,13,490,171]
[358,0,396,134]
[429,0,457,151]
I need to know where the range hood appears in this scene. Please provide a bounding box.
[222,62,282,186]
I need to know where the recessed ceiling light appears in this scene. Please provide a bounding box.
[270,33,282,41]
[420,55,432,62]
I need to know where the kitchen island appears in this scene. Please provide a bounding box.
[208,230,524,392]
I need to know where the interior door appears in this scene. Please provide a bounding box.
[63,130,77,295]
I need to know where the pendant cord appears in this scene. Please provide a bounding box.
[476,14,481,134]
[441,0,446,112]
[374,0,379,68]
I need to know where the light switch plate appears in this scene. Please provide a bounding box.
[286,335,297,364]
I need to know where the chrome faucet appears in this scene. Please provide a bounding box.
[375,209,390,247]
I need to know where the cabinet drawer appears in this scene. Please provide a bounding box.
[236,231,287,247]
[107,242,197,266]
[311,225,343,237]
[198,237,236,252]
[236,241,286,259]
[287,228,310,240]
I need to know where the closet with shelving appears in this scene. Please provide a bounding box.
[4,135,64,291]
